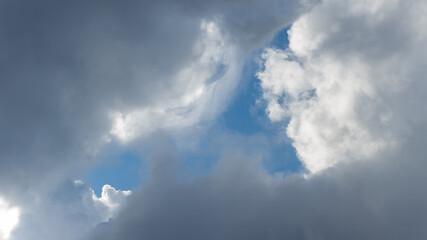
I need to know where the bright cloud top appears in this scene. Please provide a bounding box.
[258,0,427,173]
[91,184,132,219]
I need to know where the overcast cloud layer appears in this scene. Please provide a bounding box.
[1,0,427,239]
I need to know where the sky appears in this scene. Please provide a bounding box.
[1,0,427,239]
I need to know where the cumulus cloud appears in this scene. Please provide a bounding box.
[258,0,427,172]
[92,184,132,215]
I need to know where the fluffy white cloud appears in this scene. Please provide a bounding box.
[258,0,427,173]
[91,184,132,219]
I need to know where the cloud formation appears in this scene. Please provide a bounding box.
[11,181,131,240]
[0,0,311,239]
[258,0,427,172]
[86,0,427,239]
[0,0,310,190]
[87,135,427,240]
[3,0,427,239]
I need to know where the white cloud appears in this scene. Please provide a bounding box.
[109,20,241,143]
[258,0,427,173]
[0,198,20,240]
[91,184,132,220]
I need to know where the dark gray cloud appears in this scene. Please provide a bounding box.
[0,0,308,193]
[0,0,312,239]
[87,130,427,240]
[0,0,311,179]
[0,0,195,196]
